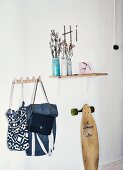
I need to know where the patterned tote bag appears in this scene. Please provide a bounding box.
[26,77,58,156]
[6,81,29,151]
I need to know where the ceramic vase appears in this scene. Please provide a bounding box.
[52,57,60,76]
[67,59,72,75]
[61,58,68,76]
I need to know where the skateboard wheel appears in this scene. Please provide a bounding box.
[90,106,95,113]
[71,108,78,116]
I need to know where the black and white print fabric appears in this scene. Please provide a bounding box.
[6,102,29,151]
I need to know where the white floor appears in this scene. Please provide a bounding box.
[100,160,123,170]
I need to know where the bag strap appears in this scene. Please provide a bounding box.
[9,80,15,110]
[39,77,49,103]
[32,78,39,104]
[32,76,49,104]
[30,79,38,104]
[9,79,25,110]
[19,80,24,107]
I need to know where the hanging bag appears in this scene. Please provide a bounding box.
[26,77,58,156]
[6,80,29,151]
[27,78,55,135]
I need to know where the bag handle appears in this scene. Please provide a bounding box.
[32,78,39,104]
[32,76,49,104]
[19,78,24,107]
[9,79,25,110]
[39,77,49,104]
[9,80,15,110]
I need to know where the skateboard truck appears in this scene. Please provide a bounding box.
[71,106,95,116]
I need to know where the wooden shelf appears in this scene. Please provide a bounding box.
[50,73,108,78]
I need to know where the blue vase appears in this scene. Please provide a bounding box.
[52,58,60,76]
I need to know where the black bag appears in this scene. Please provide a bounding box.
[28,112,55,135]
[27,77,57,135]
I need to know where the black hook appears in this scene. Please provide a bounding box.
[113,44,119,50]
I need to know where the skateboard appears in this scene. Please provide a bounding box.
[71,104,99,170]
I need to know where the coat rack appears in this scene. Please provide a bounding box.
[12,76,41,84]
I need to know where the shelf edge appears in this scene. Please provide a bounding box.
[50,73,108,78]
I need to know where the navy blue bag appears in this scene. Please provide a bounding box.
[26,77,58,156]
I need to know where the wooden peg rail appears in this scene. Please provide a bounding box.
[13,76,41,84]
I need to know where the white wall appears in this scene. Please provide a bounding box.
[0,0,123,170]
[0,0,27,169]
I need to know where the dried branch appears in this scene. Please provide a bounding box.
[49,30,63,58]
[61,41,75,60]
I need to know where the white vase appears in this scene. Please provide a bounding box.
[61,58,68,76]
[67,59,72,75]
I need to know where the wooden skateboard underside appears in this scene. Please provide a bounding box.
[81,104,99,170]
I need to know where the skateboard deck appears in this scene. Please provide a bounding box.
[81,104,99,170]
